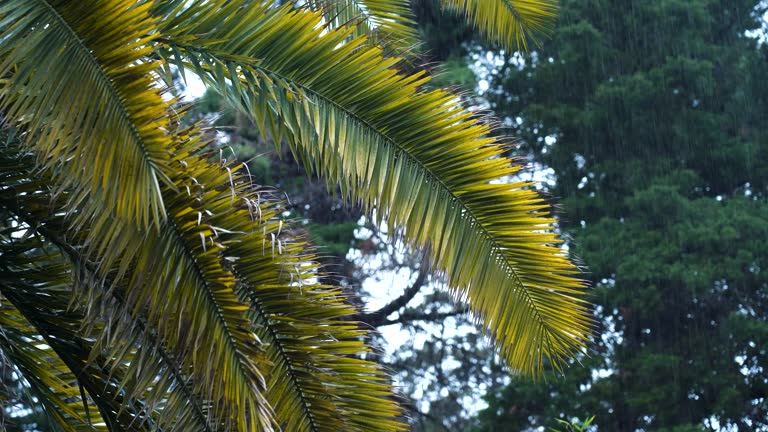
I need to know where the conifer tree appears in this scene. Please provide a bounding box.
[474,0,768,430]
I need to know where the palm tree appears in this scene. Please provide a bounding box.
[0,1,590,430]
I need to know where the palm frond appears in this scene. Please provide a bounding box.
[1,1,586,429]
[158,1,589,375]
[0,223,145,430]
[0,151,222,431]
[1,126,403,430]
[65,133,275,431]
[216,196,404,431]
[0,299,104,432]
[155,130,404,431]
[0,273,135,431]
[0,0,174,229]
[441,0,558,51]
[0,262,193,431]
[300,0,418,52]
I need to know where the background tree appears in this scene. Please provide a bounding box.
[472,0,768,430]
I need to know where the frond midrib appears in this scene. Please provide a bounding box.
[501,0,523,20]
[162,213,265,414]
[238,281,320,432]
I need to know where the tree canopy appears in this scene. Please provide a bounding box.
[473,0,768,430]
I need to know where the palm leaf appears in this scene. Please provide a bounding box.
[217,195,404,431]
[158,1,590,375]
[0,0,174,229]
[0,225,146,430]
[0,259,128,431]
[153,130,404,431]
[0,299,104,432]
[0,267,196,431]
[441,0,558,51]
[300,0,418,52]
[0,145,217,431]
[1,0,585,429]
[59,133,275,431]
[1,127,403,431]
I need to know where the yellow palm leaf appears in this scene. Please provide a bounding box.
[442,0,558,51]
[1,129,403,431]
[0,0,175,229]
[302,0,418,51]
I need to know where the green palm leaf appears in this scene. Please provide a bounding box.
[0,258,138,431]
[1,0,588,429]
[158,1,589,375]
[441,0,558,50]
[221,197,403,431]
[64,134,275,431]
[151,131,403,431]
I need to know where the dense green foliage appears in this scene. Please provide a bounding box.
[473,0,768,430]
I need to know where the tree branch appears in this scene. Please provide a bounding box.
[351,256,430,327]
[377,310,466,327]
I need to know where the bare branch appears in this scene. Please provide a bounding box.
[377,310,466,327]
[352,255,430,327]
